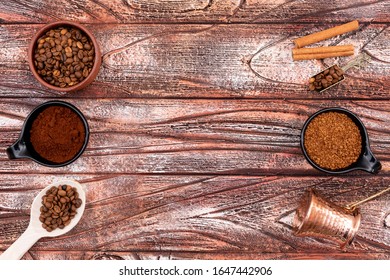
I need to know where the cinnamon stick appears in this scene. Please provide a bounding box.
[292,45,354,55]
[294,20,359,48]
[292,51,354,61]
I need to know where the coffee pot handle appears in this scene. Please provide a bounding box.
[6,140,31,159]
[346,186,390,211]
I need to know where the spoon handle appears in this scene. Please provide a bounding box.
[0,226,41,260]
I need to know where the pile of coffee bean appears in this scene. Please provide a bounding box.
[39,185,82,232]
[34,26,95,88]
[309,65,344,91]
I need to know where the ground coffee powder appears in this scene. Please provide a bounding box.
[30,106,85,163]
[304,112,362,170]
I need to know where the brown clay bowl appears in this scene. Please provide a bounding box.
[28,21,101,92]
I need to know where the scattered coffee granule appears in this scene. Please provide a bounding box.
[40,185,82,232]
[309,65,344,92]
[30,106,86,163]
[304,112,362,170]
[34,26,95,88]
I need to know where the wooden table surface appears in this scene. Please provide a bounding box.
[0,0,389,260]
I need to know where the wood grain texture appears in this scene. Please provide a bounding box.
[0,175,389,259]
[0,1,389,260]
[0,23,388,99]
[11,251,390,260]
[0,0,388,23]
[1,99,390,175]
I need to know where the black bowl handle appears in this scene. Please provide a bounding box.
[358,147,381,174]
[7,140,31,160]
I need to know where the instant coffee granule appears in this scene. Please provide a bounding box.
[39,185,82,232]
[34,26,95,88]
[304,112,362,170]
[30,106,85,163]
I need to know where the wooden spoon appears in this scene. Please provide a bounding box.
[0,180,86,260]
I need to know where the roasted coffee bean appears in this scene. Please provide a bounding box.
[53,69,60,77]
[309,65,344,92]
[77,50,84,60]
[54,205,61,213]
[74,198,82,208]
[39,184,83,232]
[66,52,74,59]
[44,202,52,209]
[58,189,67,196]
[75,71,82,78]
[83,68,89,77]
[34,26,95,88]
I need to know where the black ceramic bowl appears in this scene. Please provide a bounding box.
[6,100,89,167]
[301,107,381,174]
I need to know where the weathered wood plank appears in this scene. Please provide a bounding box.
[4,251,389,260]
[0,0,388,24]
[0,24,388,99]
[0,0,389,262]
[1,175,389,259]
[1,99,390,175]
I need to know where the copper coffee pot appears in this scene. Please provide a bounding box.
[293,186,390,249]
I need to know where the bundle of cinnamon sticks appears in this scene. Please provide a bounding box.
[292,20,358,61]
